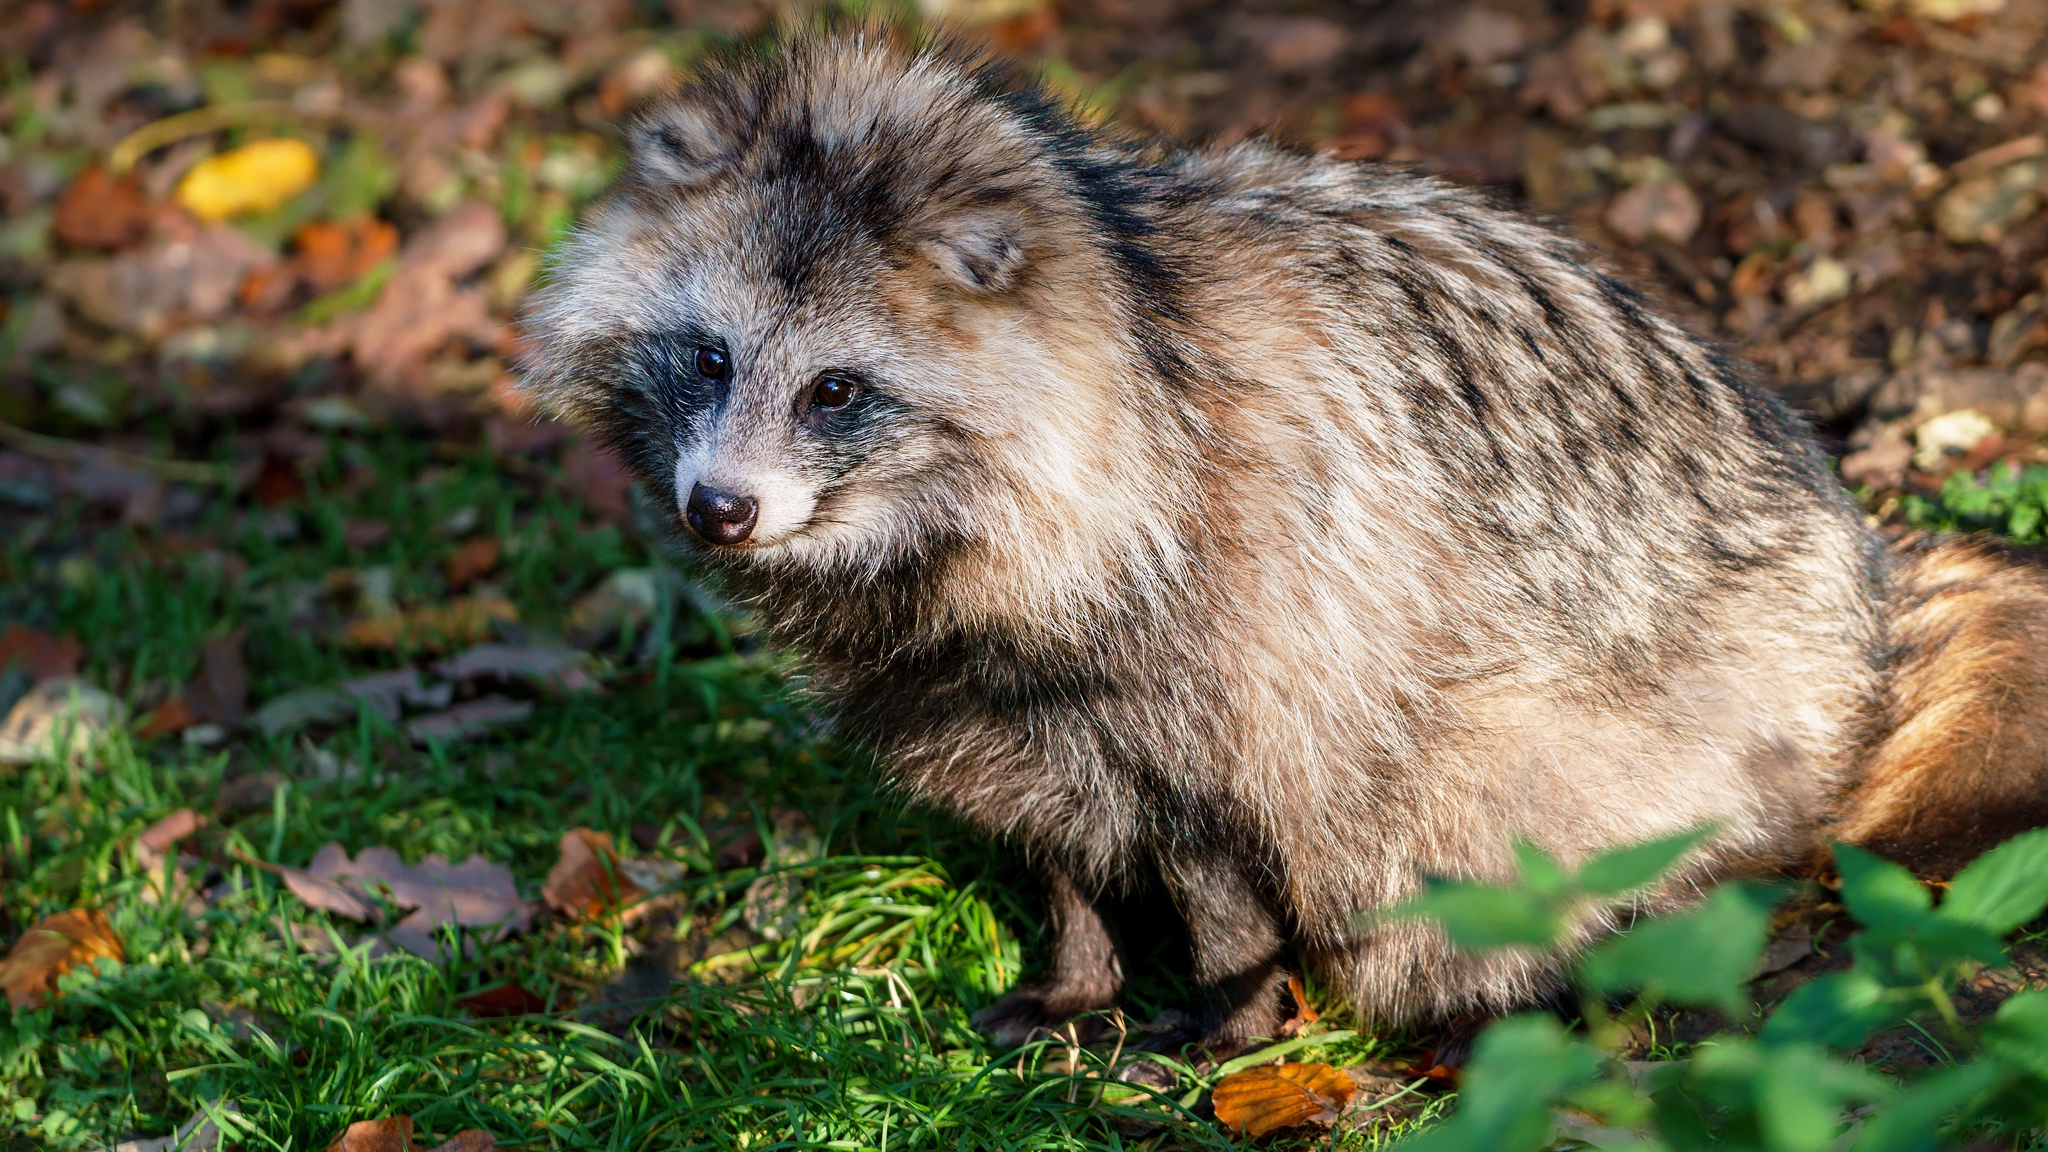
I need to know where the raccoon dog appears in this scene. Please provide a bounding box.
[523,31,2048,1051]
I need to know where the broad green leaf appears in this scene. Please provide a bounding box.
[1850,1061,2006,1152]
[1577,826,1718,897]
[1834,845,1932,942]
[1385,883,1562,951]
[1941,828,2048,934]
[1513,840,1570,897]
[1757,1045,1891,1152]
[1580,885,1773,1014]
[1762,970,1896,1050]
[1395,1015,1602,1152]
[1982,989,2048,1078]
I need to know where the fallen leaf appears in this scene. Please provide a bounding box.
[346,594,518,651]
[341,667,452,720]
[139,809,205,855]
[265,842,533,944]
[1211,1062,1358,1137]
[335,201,506,387]
[343,519,392,549]
[253,452,308,507]
[46,224,276,340]
[542,828,644,919]
[444,536,501,589]
[296,215,400,293]
[426,1132,495,1152]
[567,568,662,645]
[433,643,594,693]
[177,138,321,221]
[252,687,357,735]
[456,982,549,1017]
[0,624,85,681]
[0,908,125,1008]
[135,809,205,912]
[326,1116,416,1152]
[54,166,151,250]
[186,630,249,726]
[1605,178,1703,245]
[0,678,121,764]
[404,695,533,745]
[1279,973,1320,1036]
[137,695,197,738]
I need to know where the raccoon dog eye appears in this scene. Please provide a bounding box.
[810,374,860,412]
[695,346,730,382]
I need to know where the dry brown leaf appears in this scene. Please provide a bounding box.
[345,595,518,651]
[53,165,151,250]
[1211,1062,1357,1138]
[404,695,533,746]
[427,1131,496,1152]
[0,908,125,1008]
[139,809,204,855]
[186,630,249,726]
[326,1116,416,1152]
[0,624,85,682]
[444,536,501,589]
[297,216,400,294]
[542,828,644,920]
[137,695,197,738]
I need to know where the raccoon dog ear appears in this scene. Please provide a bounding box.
[917,209,1031,294]
[631,105,730,187]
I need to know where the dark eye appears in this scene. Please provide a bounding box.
[695,345,729,382]
[810,373,860,411]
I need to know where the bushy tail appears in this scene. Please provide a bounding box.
[1833,536,2048,874]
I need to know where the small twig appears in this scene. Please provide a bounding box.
[108,101,356,173]
[0,418,233,487]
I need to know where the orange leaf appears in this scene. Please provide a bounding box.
[1211,1062,1357,1138]
[541,828,644,920]
[445,537,502,590]
[0,909,125,1008]
[296,216,399,293]
[326,1117,417,1152]
[1279,973,1320,1036]
[53,165,151,250]
[138,695,197,738]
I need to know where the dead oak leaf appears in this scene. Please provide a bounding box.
[542,828,643,920]
[0,908,125,1008]
[1211,1062,1357,1138]
[54,165,152,250]
[0,624,85,682]
[444,536,501,589]
[326,1118,496,1152]
[297,216,400,294]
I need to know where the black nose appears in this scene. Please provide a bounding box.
[685,483,758,545]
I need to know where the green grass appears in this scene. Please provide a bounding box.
[0,433,1414,1150]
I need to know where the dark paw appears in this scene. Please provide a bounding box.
[972,985,1116,1047]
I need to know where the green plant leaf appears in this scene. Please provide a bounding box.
[1577,826,1718,897]
[1395,1015,1603,1152]
[1940,827,2048,934]
[1761,970,1897,1051]
[1850,1060,2006,1152]
[1833,844,1932,942]
[1385,882,1562,951]
[1981,989,2048,1078]
[1513,840,1570,897]
[1757,1045,1891,1152]
[1580,885,1774,1014]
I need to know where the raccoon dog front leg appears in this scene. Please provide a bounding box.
[972,866,1123,1045]
[1161,852,1290,1055]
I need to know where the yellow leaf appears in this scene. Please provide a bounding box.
[344,594,518,652]
[176,138,320,221]
[0,908,125,1008]
[1211,1062,1357,1138]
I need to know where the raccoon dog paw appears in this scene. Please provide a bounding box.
[971,985,1119,1047]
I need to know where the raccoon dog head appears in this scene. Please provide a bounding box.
[522,31,1193,605]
